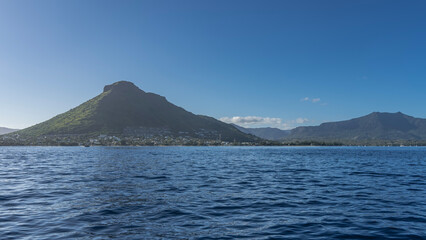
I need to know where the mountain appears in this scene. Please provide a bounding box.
[15,81,257,142]
[232,124,290,140]
[286,112,426,143]
[0,127,19,135]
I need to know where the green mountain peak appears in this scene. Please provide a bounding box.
[15,81,256,142]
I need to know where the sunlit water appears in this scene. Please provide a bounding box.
[0,146,425,239]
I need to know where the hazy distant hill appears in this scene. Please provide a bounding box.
[0,127,19,135]
[286,112,426,142]
[232,124,290,140]
[15,81,257,142]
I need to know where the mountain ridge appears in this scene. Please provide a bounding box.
[0,127,19,135]
[231,124,290,140]
[285,112,426,142]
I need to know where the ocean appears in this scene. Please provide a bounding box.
[0,146,425,239]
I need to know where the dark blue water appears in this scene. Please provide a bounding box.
[0,147,425,239]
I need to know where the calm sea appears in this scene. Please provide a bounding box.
[0,146,425,239]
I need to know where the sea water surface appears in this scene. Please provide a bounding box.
[0,146,425,239]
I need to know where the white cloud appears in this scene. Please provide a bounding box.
[295,118,309,124]
[302,97,321,103]
[220,116,282,126]
[220,116,310,130]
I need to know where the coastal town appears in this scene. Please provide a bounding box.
[3,132,425,147]
[0,133,261,147]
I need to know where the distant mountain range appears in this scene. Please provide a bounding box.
[235,112,426,143]
[286,112,426,142]
[4,81,426,145]
[0,127,19,135]
[232,124,290,141]
[14,81,257,142]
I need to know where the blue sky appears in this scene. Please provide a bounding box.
[1,0,426,129]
